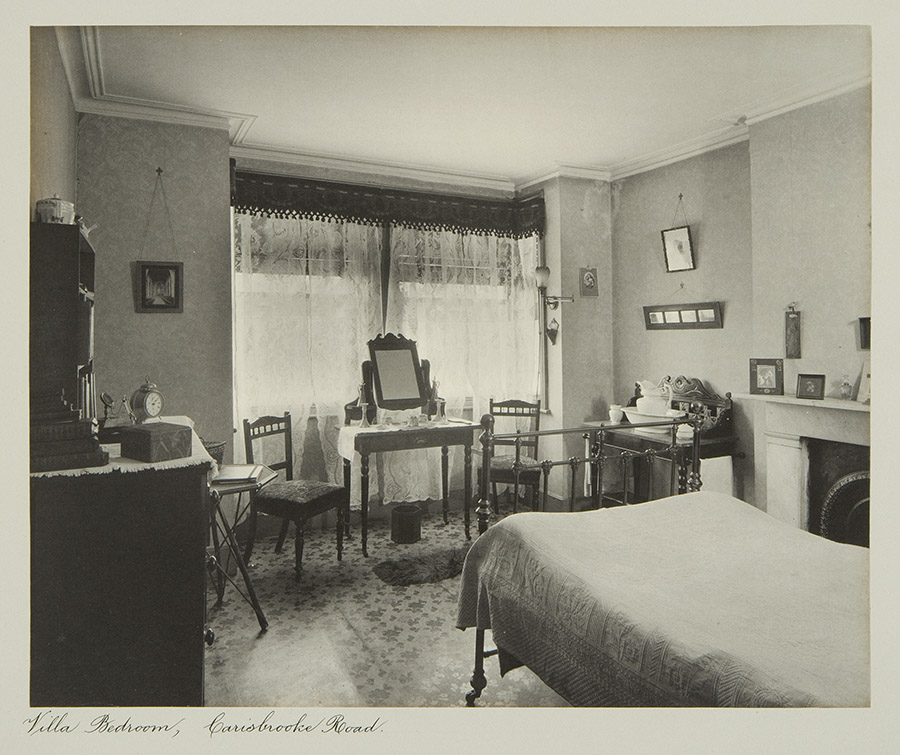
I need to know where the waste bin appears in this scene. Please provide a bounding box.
[391,503,422,544]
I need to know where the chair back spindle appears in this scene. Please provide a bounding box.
[243,412,294,481]
[486,398,542,515]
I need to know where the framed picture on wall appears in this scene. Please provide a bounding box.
[579,267,598,297]
[796,373,826,400]
[135,261,184,313]
[749,358,784,395]
[661,225,695,272]
[643,301,723,330]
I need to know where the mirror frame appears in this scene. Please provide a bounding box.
[367,333,430,411]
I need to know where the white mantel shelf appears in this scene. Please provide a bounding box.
[736,393,870,531]
[732,393,871,413]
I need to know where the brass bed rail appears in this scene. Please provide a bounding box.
[474,413,702,535]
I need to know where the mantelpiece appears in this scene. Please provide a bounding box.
[735,394,869,529]
[734,393,870,414]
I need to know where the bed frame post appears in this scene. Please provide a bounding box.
[568,456,579,511]
[688,419,702,491]
[465,628,488,706]
[595,429,605,508]
[541,459,552,510]
[476,414,495,535]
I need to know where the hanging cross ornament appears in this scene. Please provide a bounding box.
[671,193,690,229]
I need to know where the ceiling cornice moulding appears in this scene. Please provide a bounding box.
[56,27,870,190]
[230,145,516,194]
[709,74,871,128]
[74,98,236,133]
[58,26,242,135]
[611,127,750,181]
[609,75,869,181]
[514,164,612,193]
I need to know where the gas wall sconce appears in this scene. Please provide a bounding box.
[534,265,574,310]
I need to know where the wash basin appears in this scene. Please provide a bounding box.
[622,408,685,434]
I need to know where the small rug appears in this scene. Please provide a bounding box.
[371,545,471,586]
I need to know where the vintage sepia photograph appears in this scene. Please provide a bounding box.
[137,261,183,312]
[17,5,899,752]
[661,225,695,272]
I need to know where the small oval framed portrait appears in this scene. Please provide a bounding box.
[580,267,598,297]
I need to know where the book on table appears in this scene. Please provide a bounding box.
[212,464,267,484]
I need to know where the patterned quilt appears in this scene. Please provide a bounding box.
[456,491,869,707]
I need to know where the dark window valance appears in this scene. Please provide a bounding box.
[232,170,544,238]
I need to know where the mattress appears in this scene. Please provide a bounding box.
[456,491,869,707]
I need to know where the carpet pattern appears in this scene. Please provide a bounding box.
[204,501,568,708]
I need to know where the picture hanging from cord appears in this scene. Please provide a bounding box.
[132,167,184,313]
[661,194,695,272]
[643,301,723,330]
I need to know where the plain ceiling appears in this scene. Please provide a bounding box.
[60,25,871,184]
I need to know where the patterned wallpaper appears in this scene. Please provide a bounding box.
[748,87,871,389]
[76,114,234,456]
[611,142,754,501]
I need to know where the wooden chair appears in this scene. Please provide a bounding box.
[242,413,347,579]
[488,398,542,513]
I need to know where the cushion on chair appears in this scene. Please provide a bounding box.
[490,454,541,483]
[253,480,347,521]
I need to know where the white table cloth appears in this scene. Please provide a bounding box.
[338,421,475,509]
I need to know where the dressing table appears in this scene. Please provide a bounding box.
[340,333,478,555]
[339,421,477,555]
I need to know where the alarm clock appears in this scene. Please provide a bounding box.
[129,379,164,423]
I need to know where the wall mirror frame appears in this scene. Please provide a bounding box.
[367,333,430,411]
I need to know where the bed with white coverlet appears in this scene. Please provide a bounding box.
[456,491,869,707]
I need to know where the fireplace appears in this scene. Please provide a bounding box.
[743,395,870,538]
[806,439,870,547]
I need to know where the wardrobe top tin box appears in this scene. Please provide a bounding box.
[119,422,192,463]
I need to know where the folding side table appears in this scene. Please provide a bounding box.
[208,466,277,631]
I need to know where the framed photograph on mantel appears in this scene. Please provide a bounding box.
[796,373,826,400]
[749,358,784,395]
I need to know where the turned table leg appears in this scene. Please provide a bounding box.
[441,445,450,525]
[361,452,369,557]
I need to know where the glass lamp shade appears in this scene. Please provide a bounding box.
[534,265,551,288]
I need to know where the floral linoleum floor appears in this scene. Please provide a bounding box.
[204,501,568,708]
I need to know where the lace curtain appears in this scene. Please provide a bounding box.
[232,211,382,478]
[231,210,541,502]
[385,224,541,420]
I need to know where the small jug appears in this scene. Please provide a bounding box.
[608,404,624,423]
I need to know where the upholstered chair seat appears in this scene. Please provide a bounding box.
[242,413,348,579]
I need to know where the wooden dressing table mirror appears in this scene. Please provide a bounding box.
[345,332,438,424]
[369,332,431,411]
